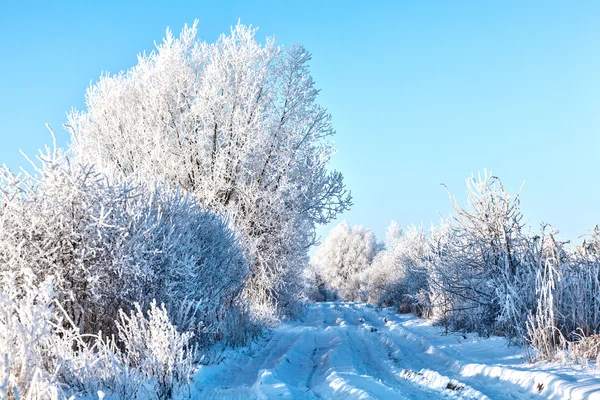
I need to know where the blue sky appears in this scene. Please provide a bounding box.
[1,1,599,244]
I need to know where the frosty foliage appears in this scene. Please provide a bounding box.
[525,226,600,362]
[312,171,600,364]
[116,301,196,400]
[0,267,122,399]
[0,269,63,399]
[367,223,430,313]
[427,171,533,337]
[0,144,248,345]
[311,221,380,301]
[0,266,202,399]
[55,298,197,400]
[68,21,351,318]
[425,174,600,357]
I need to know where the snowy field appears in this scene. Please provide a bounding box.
[194,302,600,399]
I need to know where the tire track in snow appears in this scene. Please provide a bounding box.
[349,303,537,399]
[195,302,552,399]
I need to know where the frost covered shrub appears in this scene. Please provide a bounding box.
[53,300,198,399]
[426,172,600,352]
[134,186,250,347]
[526,226,600,362]
[0,269,63,399]
[311,221,380,301]
[0,151,147,335]
[0,266,130,399]
[0,268,123,399]
[426,171,534,337]
[117,301,196,400]
[367,222,430,313]
[565,334,600,367]
[0,266,201,399]
[0,144,248,341]
[68,22,351,318]
[560,228,600,338]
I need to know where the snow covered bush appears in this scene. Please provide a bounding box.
[0,266,199,399]
[526,226,600,362]
[0,141,248,343]
[0,269,63,399]
[67,21,351,318]
[565,334,600,368]
[561,227,600,338]
[367,222,430,313]
[426,171,534,337]
[424,172,600,354]
[116,301,196,400]
[311,221,380,301]
[0,267,127,399]
[525,228,563,360]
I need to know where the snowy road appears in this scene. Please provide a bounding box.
[194,302,600,399]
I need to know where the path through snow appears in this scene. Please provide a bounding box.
[194,302,600,399]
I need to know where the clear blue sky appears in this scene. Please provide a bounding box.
[1,1,599,244]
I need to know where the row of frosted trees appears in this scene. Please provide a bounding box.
[0,22,350,399]
[311,171,600,364]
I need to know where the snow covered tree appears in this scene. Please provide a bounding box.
[67,22,351,318]
[311,221,380,301]
[367,223,430,313]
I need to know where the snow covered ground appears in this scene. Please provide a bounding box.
[193,302,600,399]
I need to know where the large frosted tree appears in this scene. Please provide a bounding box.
[67,22,351,318]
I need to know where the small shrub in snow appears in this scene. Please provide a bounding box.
[0,269,63,399]
[526,227,600,363]
[566,333,600,368]
[526,236,564,360]
[0,266,201,399]
[117,301,196,399]
[0,266,146,399]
